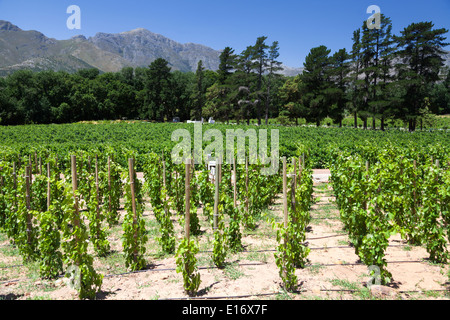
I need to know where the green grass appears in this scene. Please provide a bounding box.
[223,261,246,280]
[274,288,294,300]
[308,263,325,275]
[329,278,372,300]
[0,243,21,257]
[96,250,128,275]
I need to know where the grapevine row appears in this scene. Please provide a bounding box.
[0,149,314,298]
[330,146,450,285]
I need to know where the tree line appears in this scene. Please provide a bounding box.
[280,16,449,131]
[0,16,449,131]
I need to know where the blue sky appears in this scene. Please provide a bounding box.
[1,0,449,68]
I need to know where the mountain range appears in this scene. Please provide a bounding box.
[1,20,448,78]
[0,20,304,77]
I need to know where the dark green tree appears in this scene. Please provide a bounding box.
[394,21,449,131]
[0,77,18,125]
[119,67,135,87]
[192,60,205,120]
[430,69,450,114]
[172,70,195,121]
[233,46,257,124]
[265,41,283,125]
[68,73,99,121]
[76,68,100,80]
[141,58,174,122]
[300,45,333,126]
[204,46,239,123]
[328,48,351,127]
[278,75,305,124]
[360,15,395,130]
[217,47,236,85]
[252,36,269,125]
[349,29,364,128]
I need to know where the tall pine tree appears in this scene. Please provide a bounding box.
[252,36,269,125]
[300,45,333,126]
[193,60,205,120]
[265,41,283,125]
[327,49,351,127]
[394,21,448,131]
[349,29,364,128]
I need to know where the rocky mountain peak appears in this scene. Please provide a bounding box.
[71,35,87,41]
[0,20,21,31]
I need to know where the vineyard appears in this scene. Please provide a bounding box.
[0,123,449,300]
[0,122,449,169]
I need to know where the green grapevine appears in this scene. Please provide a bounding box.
[175,238,201,297]
[59,179,103,300]
[121,167,148,271]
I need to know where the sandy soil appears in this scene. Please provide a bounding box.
[0,170,449,300]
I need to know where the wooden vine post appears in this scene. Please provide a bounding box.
[71,155,81,266]
[291,158,297,223]
[245,156,249,214]
[185,158,191,241]
[213,158,220,231]
[128,158,138,262]
[233,157,237,208]
[281,156,288,281]
[282,157,288,228]
[71,156,79,217]
[364,160,369,212]
[47,162,51,211]
[25,165,32,248]
[161,152,170,215]
[412,160,417,219]
[218,156,222,185]
[107,156,112,213]
[34,151,38,174]
[435,159,440,203]
[162,152,166,189]
[95,156,101,239]
[175,168,180,206]
[12,163,17,207]
[71,156,80,227]
[87,156,91,174]
[191,156,195,181]
[293,158,297,190]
